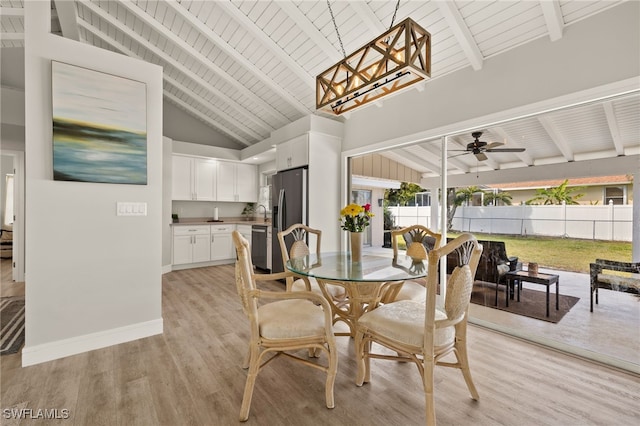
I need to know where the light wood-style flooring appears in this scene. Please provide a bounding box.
[1,264,639,425]
[1,258,24,298]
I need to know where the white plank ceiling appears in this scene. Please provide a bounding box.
[1,1,637,176]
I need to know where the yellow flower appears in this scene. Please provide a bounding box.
[339,203,373,232]
[342,203,363,217]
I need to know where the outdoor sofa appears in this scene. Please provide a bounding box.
[589,259,640,312]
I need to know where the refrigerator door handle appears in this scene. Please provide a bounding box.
[277,188,285,232]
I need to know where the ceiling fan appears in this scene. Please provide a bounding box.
[450,131,526,161]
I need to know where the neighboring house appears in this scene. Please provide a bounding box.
[487,175,634,205]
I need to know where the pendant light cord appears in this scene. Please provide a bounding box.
[389,0,400,29]
[327,0,347,58]
[327,0,401,59]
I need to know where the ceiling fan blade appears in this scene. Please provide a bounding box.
[448,152,471,159]
[485,142,504,149]
[485,148,526,152]
[474,152,488,161]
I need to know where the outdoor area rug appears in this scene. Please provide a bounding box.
[470,282,580,323]
[1,296,25,355]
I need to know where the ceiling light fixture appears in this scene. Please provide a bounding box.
[316,1,431,115]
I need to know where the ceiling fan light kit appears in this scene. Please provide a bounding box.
[316,17,431,115]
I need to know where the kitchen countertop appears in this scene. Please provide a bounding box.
[171,217,271,226]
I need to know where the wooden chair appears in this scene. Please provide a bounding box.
[232,231,338,421]
[354,233,483,426]
[388,225,442,302]
[277,223,346,302]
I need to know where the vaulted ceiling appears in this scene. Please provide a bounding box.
[1,1,638,179]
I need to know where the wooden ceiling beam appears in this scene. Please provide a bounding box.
[90,0,289,126]
[277,1,343,63]
[437,1,483,71]
[53,0,79,41]
[165,1,311,115]
[216,1,314,90]
[0,33,23,40]
[540,0,564,42]
[349,2,385,35]
[77,19,263,145]
[538,116,574,162]
[0,7,23,16]
[602,101,625,156]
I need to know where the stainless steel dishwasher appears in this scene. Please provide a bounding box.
[251,225,269,270]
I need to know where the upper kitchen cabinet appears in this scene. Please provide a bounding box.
[276,134,308,171]
[217,161,258,202]
[172,155,217,201]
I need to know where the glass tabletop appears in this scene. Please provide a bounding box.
[286,252,428,282]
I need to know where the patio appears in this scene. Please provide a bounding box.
[364,245,640,373]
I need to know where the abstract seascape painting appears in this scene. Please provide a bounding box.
[52,61,147,185]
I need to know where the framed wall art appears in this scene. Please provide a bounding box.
[52,61,148,185]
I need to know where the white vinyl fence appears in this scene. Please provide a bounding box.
[388,204,633,241]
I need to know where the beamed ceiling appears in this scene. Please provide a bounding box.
[1,1,638,177]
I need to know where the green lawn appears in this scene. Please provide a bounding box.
[449,232,632,274]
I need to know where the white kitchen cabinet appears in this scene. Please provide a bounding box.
[173,226,211,265]
[172,155,217,201]
[210,224,235,261]
[276,134,308,171]
[216,161,258,202]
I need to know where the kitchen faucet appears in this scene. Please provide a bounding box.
[256,204,268,222]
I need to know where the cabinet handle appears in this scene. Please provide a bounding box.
[211,235,214,243]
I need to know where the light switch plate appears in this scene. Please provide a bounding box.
[117,202,147,216]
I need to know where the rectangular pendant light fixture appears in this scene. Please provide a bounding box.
[316,17,431,115]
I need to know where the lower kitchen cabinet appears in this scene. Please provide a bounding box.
[210,225,235,261]
[173,226,211,265]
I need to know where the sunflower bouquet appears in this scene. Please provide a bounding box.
[340,203,374,233]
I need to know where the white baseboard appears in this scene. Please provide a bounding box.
[21,318,163,367]
[171,259,234,271]
[162,264,172,274]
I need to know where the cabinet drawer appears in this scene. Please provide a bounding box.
[211,225,234,234]
[173,225,210,235]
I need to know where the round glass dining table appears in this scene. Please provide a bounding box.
[286,252,428,336]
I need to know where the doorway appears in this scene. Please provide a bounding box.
[1,151,24,284]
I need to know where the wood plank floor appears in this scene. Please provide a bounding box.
[1,264,639,425]
[1,258,24,298]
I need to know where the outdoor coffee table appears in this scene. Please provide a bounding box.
[504,270,559,317]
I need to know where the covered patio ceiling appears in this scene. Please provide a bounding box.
[381,91,639,187]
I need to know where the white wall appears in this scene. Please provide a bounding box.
[22,1,163,365]
[163,101,242,150]
[342,2,640,154]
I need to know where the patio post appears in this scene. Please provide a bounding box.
[633,171,639,262]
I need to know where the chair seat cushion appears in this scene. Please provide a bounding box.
[596,273,640,290]
[358,300,454,348]
[291,278,346,298]
[258,299,328,339]
[393,280,426,302]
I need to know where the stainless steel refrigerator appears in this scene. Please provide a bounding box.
[271,167,308,274]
